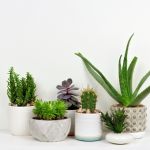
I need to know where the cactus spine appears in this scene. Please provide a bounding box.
[80,87,97,113]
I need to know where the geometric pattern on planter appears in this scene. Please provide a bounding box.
[29,118,71,142]
[111,105,147,133]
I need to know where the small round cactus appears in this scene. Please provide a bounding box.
[80,87,97,113]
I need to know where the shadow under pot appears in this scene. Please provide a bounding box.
[29,118,71,142]
[75,112,102,142]
[111,105,147,139]
[9,105,34,136]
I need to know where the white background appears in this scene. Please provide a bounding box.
[0,0,150,130]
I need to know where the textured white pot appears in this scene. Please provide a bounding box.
[65,110,76,136]
[106,133,134,145]
[75,112,102,141]
[9,105,34,136]
[30,118,71,142]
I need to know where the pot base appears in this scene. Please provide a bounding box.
[106,133,134,145]
[130,131,145,139]
[75,136,101,142]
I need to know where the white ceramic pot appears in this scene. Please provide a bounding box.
[106,133,134,145]
[30,118,71,142]
[75,112,102,141]
[9,105,34,136]
[65,110,76,136]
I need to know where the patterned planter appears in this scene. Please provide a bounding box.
[30,118,71,142]
[111,105,147,138]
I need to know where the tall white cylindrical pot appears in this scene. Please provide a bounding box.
[75,112,102,141]
[65,110,76,136]
[9,105,34,136]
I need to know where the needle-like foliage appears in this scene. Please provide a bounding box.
[7,67,36,106]
[75,34,150,107]
[101,109,127,133]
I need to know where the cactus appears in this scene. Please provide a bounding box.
[80,87,97,113]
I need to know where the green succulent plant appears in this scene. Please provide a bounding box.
[7,67,36,106]
[81,87,97,113]
[75,34,150,107]
[101,109,127,133]
[33,100,67,120]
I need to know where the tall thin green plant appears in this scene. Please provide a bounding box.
[7,67,36,106]
[75,34,150,107]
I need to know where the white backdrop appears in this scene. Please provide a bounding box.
[0,0,150,130]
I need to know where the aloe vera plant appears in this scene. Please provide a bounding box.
[75,34,150,107]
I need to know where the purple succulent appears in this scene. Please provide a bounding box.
[56,78,80,110]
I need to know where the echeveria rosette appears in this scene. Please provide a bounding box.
[56,78,80,110]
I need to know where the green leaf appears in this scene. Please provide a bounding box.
[128,57,138,94]
[133,71,150,98]
[75,53,123,104]
[121,34,134,100]
[131,85,150,106]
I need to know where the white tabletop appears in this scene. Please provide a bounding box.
[0,130,150,150]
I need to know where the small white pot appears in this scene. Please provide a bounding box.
[9,105,34,136]
[75,112,102,141]
[30,118,71,142]
[65,110,76,136]
[106,133,134,145]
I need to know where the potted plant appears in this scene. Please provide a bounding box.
[29,100,71,142]
[75,86,102,141]
[56,78,80,136]
[101,109,134,144]
[75,34,150,138]
[7,67,36,135]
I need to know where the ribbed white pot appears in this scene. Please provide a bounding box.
[106,133,134,145]
[75,112,102,141]
[9,105,34,136]
[65,110,76,136]
[30,118,71,142]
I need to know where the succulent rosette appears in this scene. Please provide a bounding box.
[56,78,80,110]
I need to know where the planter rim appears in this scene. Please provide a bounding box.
[75,112,101,115]
[111,104,146,108]
[8,105,34,109]
[31,117,70,122]
[8,104,34,108]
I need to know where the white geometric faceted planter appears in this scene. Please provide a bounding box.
[111,105,147,139]
[65,110,76,136]
[75,112,102,142]
[30,118,71,142]
[106,133,134,145]
[9,105,34,136]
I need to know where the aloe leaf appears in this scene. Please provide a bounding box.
[75,53,123,103]
[133,71,150,97]
[128,57,138,94]
[84,60,123,104]
[121,34,134,99]
[131,85,150,106]
[119,55,128,97]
